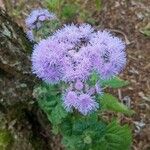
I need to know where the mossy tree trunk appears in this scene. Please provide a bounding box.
[0,8,59,150]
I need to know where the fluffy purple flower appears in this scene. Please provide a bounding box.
[82,30,126,79]
[63,90,78,111]
[31,23,95,84]
[25,8,56,29]
[76,94,99,115]
[31,25,126,83]
[31,39,65,84]
[80,44,103,71]
[52,23,94,46]
[87,87,96,96]
[74,80,84,90]
[63,54,92,82]
[47,24,95,82]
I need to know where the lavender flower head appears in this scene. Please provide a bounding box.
[52,24,94,45]
[31,28,91,83]
[75,80,84,90]
[25,8,56,30]
[63,90,78,111]
[62,90,99,115]
[77,94,99,115]
[32,23,127,115]
[31,39,65,84]
[87,87,96,96]
[88,31,126,79]
[50,23,95,82]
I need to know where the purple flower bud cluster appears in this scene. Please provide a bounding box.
[25,9,56,29]
[25,9,56,41]
[31,23,126,115]
[63,90,99,115]
[62,82,101,115]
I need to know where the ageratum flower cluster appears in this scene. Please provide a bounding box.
[25,9,56,41]
[32,24,126,115]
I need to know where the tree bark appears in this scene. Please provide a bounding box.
[0,8,60,150]
[0,8,32,78]
[0,8,35,105]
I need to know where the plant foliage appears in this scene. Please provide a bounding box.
[36,82,133,150]
[99,93,134,115]
[100,77,129,88]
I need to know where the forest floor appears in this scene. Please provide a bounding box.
[1,0,150,150]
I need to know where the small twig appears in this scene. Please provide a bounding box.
[118,89,122,100]
[109,29,131,45]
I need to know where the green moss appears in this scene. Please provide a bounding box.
[0,130,13,150]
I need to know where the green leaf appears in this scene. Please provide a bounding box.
[72,117,106,140]
[84,135,92,144]
[87,72,100,86]
[99,93,134,115]
[43,83,61,95]
[37,83,61,113]
[140,29,150,37]
[100,77,129,88]
[140,23,150,37]
[72,120,87,135]
[38,94,58,114]
[60,120,72,136]
[48,103,68,125]
[52,125,59,135]
[62,136,84,150]
[100,121,132,150]
[86,113,98,122]
[60,115,132,150]
[36,83,68,125]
